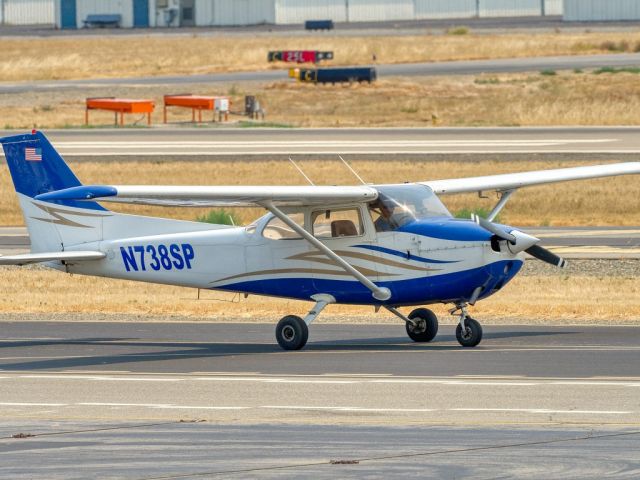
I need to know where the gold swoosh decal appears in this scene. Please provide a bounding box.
[283,256,383,277]
[287,250,439,272]
[212,266,397,284]
[30,203,111,229]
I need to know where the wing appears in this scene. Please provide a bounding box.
[422,162,640,195]
[0,251,106,266]
[34,185,378,207]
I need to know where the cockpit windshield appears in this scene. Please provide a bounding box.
[369,184,451,232]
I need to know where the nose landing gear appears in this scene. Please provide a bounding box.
[450,303,483,347]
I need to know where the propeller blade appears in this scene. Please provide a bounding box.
[525,244,568,268]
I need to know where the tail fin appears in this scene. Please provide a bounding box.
[1,131,105,211]
[2,131,215,254]
[1,131,110,252]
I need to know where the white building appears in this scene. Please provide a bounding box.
[0,0,54,25]
[564,0,640,21]
[49,0,565,29]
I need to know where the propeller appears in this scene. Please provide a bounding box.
[471,214,567,269]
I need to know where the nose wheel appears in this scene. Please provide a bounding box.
[456,317,482,347]
[451,303,483,347]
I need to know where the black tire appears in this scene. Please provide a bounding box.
[406,308,439,342]
[275,315,308,351]
[455,318,483,347]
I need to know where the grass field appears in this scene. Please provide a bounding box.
[4,70,640,129]
[1,158,639,227]
[0,267,638,323]
[2,31,640,82]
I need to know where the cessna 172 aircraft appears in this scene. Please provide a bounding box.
[1,131,639,350]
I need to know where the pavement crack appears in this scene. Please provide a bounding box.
[133,429,640,479]
[1,421,182,441]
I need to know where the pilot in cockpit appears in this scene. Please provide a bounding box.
[369,197,409,232]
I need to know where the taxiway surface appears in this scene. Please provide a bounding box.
[2,127,640,157]
[2,53,639,94]
[1,322,639,424]
[2,323,639,478]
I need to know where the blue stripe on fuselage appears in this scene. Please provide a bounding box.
[352,244,459,264]
[216,260,522,306]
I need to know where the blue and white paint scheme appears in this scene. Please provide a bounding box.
[2,131,639,350]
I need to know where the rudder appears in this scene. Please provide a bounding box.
[1,131,105,211]
[1,131,109,252]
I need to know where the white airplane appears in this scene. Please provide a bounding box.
[1,131,639,350]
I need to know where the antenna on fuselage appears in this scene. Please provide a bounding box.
[338,155,367,185]
[288,156,315,186]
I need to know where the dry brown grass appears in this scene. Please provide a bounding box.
[2,32,640,82]
[1,158,639,227]
[0,267,638,323]
[3,71,640,129]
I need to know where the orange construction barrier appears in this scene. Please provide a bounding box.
[86,97,155,126]
[163,94,229,123]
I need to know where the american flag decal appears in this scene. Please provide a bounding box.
[25,147,42,161]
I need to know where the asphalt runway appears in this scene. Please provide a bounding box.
[2,127,640,157]
[1,322,640,419]
[2,53,639,94]
[1,421,638,479]
[2,322,639,477]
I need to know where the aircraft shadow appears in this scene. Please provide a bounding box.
[0,330,576,372]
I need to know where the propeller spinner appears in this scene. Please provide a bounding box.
[471,214,567,269]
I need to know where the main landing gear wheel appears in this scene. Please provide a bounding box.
[406,308,439,342]
[456,317,483,348]
[275,315,308,351]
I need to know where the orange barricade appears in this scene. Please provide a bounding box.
[86,98,155,126]
[163,94,229,123]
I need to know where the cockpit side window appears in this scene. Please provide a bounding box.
[262,213,305,240]
[312,208,364,238]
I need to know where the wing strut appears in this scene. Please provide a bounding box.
[487,189,515,222]
[261,201,392,302]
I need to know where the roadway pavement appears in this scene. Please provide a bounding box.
[1,53,638,94]
[1,322,639,478]
[2,127,640,157]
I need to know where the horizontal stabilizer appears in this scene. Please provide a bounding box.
[0,251,105,266]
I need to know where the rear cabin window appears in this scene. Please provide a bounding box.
[312,208,364,239]
[262,213,304,240]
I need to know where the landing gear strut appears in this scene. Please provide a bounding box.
[275,294,335,351]
[451,303,483,347]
